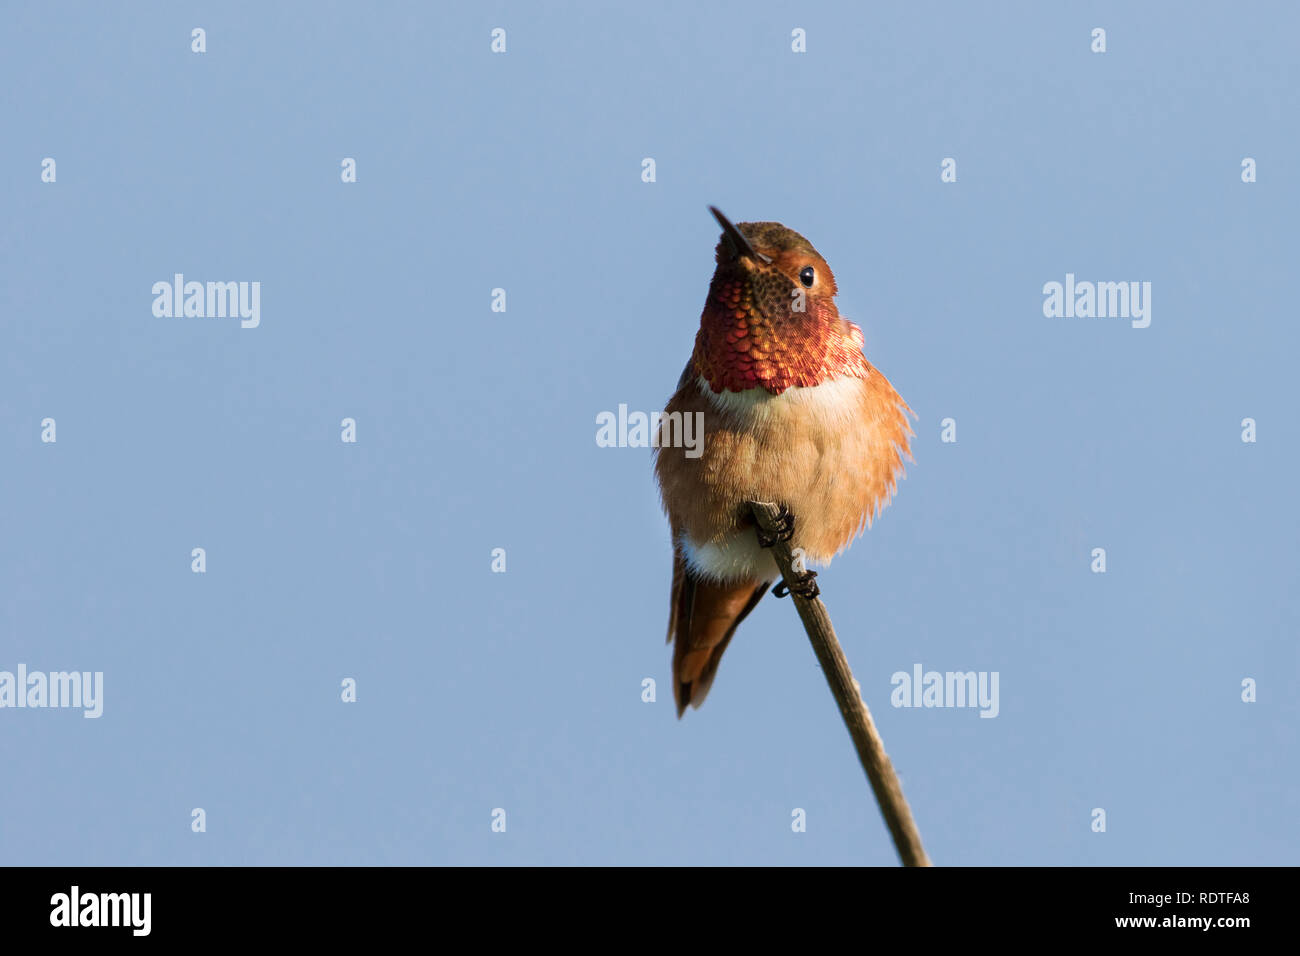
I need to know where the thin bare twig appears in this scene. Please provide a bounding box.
[749,500,931,867]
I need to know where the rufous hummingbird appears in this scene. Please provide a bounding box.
[654,207,913,717]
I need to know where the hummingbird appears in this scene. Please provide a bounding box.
[654,207,913,717]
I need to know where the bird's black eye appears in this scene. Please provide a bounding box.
[799,266,815,288]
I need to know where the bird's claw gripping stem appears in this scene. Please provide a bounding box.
[772,570,819,600]
[756,504,796,549]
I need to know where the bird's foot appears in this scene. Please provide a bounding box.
[772,570,819,600]
[756,504,796,548]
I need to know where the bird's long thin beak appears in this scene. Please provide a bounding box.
[709,206,771,264]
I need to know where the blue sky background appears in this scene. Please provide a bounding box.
[2,2,1296,866]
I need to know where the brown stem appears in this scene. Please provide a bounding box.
[749,500,931,867]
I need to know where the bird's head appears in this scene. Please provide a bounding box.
[694,207,869,395]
